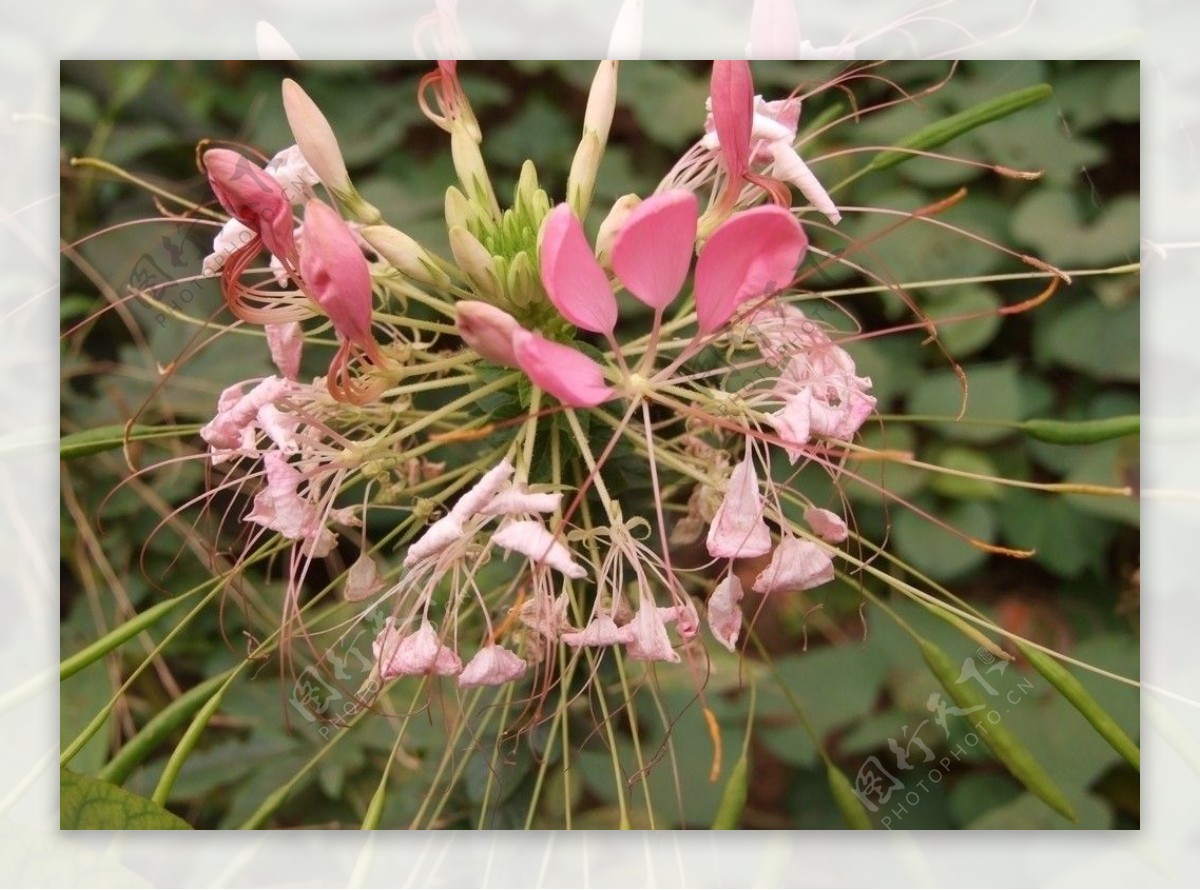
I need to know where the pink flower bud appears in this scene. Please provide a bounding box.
[202,148,296,262]
[299,199,374,349]
[454,300,523,368]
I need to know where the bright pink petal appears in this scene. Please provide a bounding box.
[611,190,698,311]
[694,205,807,333]
[710,61,754,180]
[539,204,617,334]
[300,199,374,347]
[512,330,614,408]
[203,148,296,261]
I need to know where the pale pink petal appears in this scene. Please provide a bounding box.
[752,536,834,594]
[203,219,256,276]
[455,300,523,368]
[265,144,320,204]
[512,330,614,408]
[257,404,300,453]
[539,204,617,334]
[265,321,303,379]
[707,575,745,652]
[480,488,563,516]
[695,205,808,333]
[243,451,340,556]
[611,190,698,311]
[624,605,681,663]
[767,141,842,224]
[458,645,528,688]
[706,457,773,559]
[449,457,515,522]
[805,507,848,543]
[766,388,813,464]
[710,61,754,181]
[300,198,374,348]
[657,599,700,641]
[491,520,587,579]
[562,614,633,647]
[404,514,464,566]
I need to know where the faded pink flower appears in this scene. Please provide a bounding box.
[562,614,632,648]
[458,644,528,688]
[623,604,681,663]
[707,575,745,652]
[752,536,834,594]
[706,456,773,559]
[200,376,294,462]
[244,451,349,558]
[374,619,462,679]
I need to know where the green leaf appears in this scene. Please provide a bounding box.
[908,361,1025,443]
[1034,297,1139,382]
[1012,191,1139,266]
[865,84,1053,173]
[59,423,200,461]
[894,499,995,580]
[60,768,191,829]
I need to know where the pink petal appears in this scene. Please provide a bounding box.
[624,605,681,663]
[707,575,745,652]
[705,457,773,559]
[404,514,464,566]
[805,507,848,543]
[752,536,834,594]
[449,457,515,522]
[695,205,808,333]
[767,388,813,464]
[767,141,842,224]
[710,61,754,180]
[455,300,523,368]
[265,321,303,379]
[539,204,617,334]
[480,488,563,516]
[512,330,613,408]
[203,148,296,261]
[375,621,462,679]
[611,190,698,311]
[300,199,374,347]
[458,644,528,688]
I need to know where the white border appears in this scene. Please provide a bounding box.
[7,0,1193,885]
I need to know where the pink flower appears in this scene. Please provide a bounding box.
[707,575,745,652]
[522,192,806,405]
[200,376,294,461]
[244,451,345,558]
[374,619,462,679]
[706,456,773,559]
[458,645,528,688]
[752,536,834,594]
[562,614,632,648]
[511,330,614,408]
[623,604,681,663]
[202,148,297,262]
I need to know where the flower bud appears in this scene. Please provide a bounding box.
[281,78,382,224]
[566,130,602,220]
[594,193,642,268]
[360,224,450,288]
[451,129,500,221]
[455,300,523,368]
[448,225,502,301]
[202,148,296,261]
[299,199,374,347]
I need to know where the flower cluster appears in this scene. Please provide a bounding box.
[192,60,875,701]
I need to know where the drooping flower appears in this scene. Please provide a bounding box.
[752,535,835,594]
[458,644,528,688]
[706,455,774,559]
[374,619,462,679]
[805,506,849,543]
[623,603,681,663]
[707,575,745,652]
[244,451,356,558]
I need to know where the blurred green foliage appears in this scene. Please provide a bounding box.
[60,60,1138,829]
